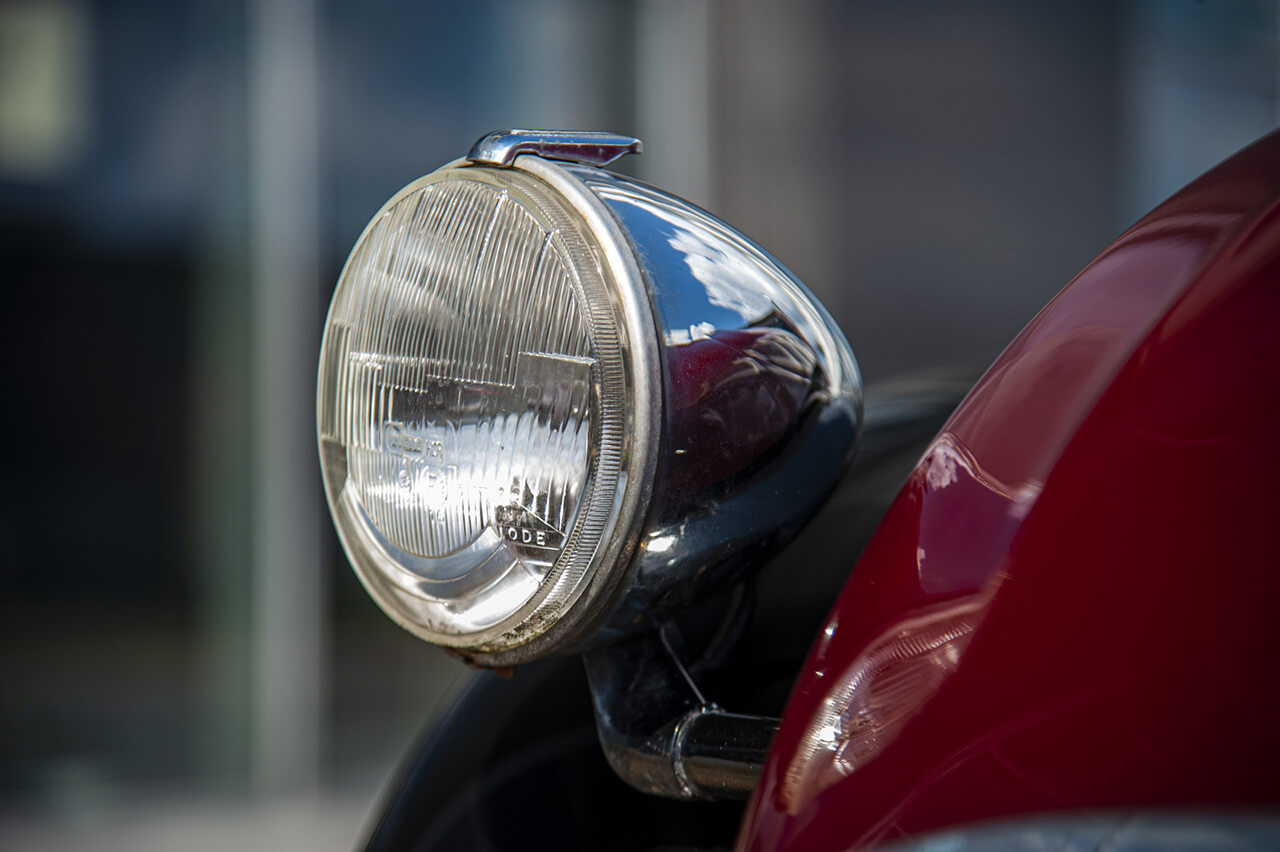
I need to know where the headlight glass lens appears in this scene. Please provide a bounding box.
[318,166,630,648]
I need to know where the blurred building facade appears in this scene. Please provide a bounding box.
[0,0,1275,847]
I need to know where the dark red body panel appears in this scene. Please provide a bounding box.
[738,133,1280,850]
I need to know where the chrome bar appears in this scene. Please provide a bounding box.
[467,129,642,167]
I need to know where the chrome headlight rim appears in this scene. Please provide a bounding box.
[317,154,662,665]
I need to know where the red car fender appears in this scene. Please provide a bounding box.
[738,131,1280,851]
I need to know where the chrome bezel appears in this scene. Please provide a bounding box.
[469,154,663,663]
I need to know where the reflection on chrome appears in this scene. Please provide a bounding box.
[664,320,716,346]
[584,174,861,398]
[668,225,777,324]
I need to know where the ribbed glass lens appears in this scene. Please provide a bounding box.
[318,167,626,644]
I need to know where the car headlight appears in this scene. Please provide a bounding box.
[318,130,861,665]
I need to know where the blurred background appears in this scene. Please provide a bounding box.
[0,0,1275,848]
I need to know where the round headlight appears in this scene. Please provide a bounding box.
[320,130,861,666]
[318,160,656,656]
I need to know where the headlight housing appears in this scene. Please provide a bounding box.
[318,130,860,665]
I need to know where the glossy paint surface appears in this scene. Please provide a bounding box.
[739,132,1280,850]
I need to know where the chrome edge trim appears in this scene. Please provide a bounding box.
[454,152,662,666]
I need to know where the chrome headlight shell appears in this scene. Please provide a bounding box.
[318,131,861,666]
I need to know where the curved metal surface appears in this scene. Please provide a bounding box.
[467,129,642,167]
[582,626,779,801]
[739,131,1280,850]
[579,376,966,802]
[558,164,863,641]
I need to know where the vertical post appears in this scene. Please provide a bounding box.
[247,0,323,796]
[635,0,715,209]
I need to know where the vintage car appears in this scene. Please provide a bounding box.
[315,129,1280,851]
